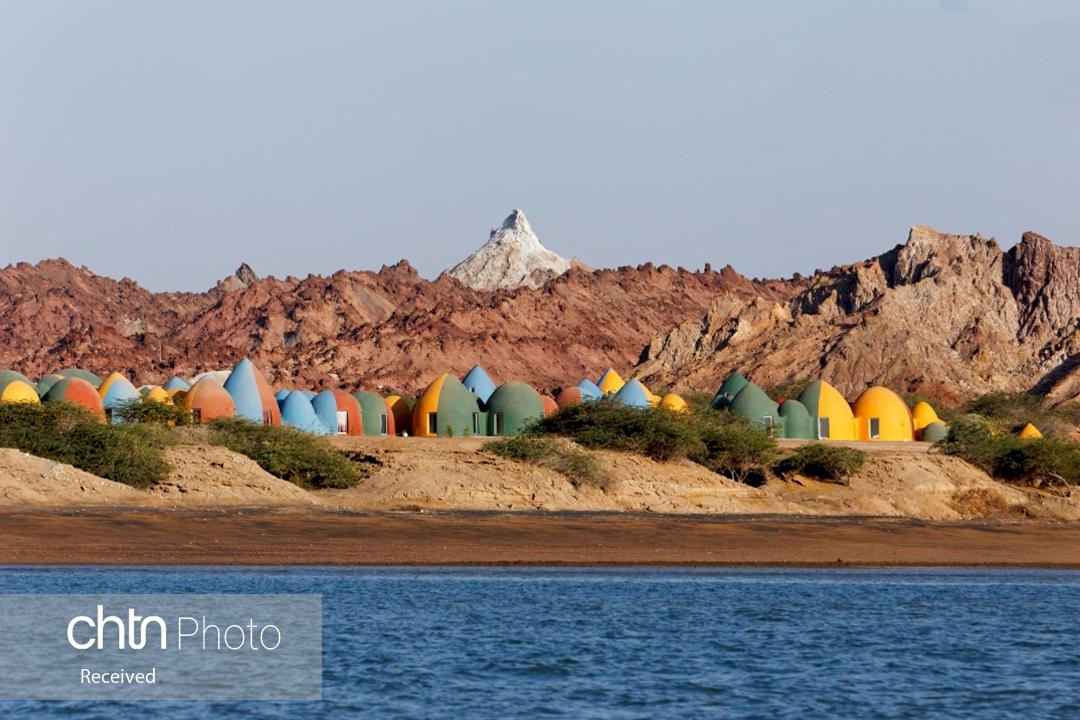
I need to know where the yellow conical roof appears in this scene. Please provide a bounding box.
[597,369,625,395]
[1019,422,1043,439]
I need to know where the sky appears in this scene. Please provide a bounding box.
[1,1,1079,291]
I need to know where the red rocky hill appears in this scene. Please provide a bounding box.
[0,258,794,394]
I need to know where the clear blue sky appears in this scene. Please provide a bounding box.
[2,1,1078,291]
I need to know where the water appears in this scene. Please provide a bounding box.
[1,566,1078,718]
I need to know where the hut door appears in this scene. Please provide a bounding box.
[262,410,273,425]
[427,413,438,435]
[869,418,880,439]
[380,413,388,435]
[493,413,505,435]
[818,417,829,439]
[336,411,349,435]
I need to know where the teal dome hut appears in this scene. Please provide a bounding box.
[729,382,781,432]
[778,399,814,440]
[486,381,545,436]
[711,371,749,410]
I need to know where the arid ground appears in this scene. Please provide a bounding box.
[2,510,1080,566]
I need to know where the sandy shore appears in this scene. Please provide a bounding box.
[3,510,1080,566]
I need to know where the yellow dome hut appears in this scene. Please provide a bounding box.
[911,401,940,433]
[853,386,914,442]
[796,380,856,440]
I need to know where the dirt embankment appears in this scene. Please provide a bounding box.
[0,437,1076,522]
[322,437,1080,522]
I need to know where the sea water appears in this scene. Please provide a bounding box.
[0,566,1077,718]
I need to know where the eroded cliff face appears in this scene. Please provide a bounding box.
[0,257,791,394]
[635,227,1080,403]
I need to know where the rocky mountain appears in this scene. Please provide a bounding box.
[447,209,583,290]
[0,255,791,395]
[635,226,1080,404]
[1,224,1076,404]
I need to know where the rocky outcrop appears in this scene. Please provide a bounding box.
[447,209,582,290]
[636,227,1080,403]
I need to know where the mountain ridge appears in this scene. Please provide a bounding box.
[1,226,1076,404]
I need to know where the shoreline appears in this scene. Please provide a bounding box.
[2,509,1080,567]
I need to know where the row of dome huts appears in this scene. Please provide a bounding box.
[711,371,948,442]
[0,362,686,438]
[3,362,1020,442]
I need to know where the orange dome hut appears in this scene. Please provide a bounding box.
[182,379,236,423]
[540,395,558,417]
[555,386,584,408]
[43,377,105,418]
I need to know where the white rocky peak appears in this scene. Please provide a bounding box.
[447,210,577,291]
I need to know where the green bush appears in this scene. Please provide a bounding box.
[537,401,704,461]
[206,418,364,489]
[992,438,1080,485]
[533,400,777,484]
[112,397,193,426]
[939,414,1080,487]
[691,416,778,484]
[963,392,1078,438]
[0,402,170,488]
[487,435,606,488]
[775,443,866,483]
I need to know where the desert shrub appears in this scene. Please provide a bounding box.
[939,414,1080,487]
[0,402,170,488]
[963,392,1078,438]
[775,443,866,483]
[992,437,1080,485]
[537,401,703,461]
[206,418,363,489]
[112,397,193,426]
[681,391,716,415]
[535,400,776,484]
[690,415,778,485]
[487,435,605,488]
